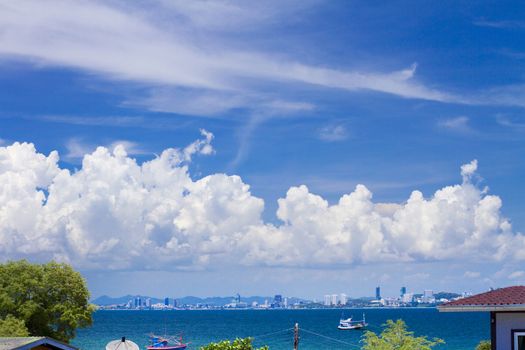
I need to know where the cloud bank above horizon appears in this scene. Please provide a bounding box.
[0,132,523,272]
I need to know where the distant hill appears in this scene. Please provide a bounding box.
[92,294,308,306]
[434,292,461,300]
[91,295,163,305]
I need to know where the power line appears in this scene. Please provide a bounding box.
[251,327,294,339]
[300,328,362,349]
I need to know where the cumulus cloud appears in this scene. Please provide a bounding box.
[0,136,524,271]
[65,138,148,161]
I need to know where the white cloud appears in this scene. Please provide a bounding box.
[461,159,478,183]
[0,136,524,271]
[439,116,473,133]
[508,271,525,279]
[39,115,146,127]
[0,0,459,117]
[464,271,481,278]
[496,115,525,130]
[318,124,348,142]
[473,19,525,29]
[65,138,148,161]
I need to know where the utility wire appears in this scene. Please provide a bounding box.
[300,328,362,349]
[251,327,294,339]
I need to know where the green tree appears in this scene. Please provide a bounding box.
[475,340,491,350]
[0,260,94,342]
[0,315,30,337]
[200,337,268,350]
[362,319,444,350]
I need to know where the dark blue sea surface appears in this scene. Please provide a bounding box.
[73,309,488,350]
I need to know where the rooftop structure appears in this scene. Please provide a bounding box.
[439,285,525,312]
[439,285,525,350]
[0,337,78,350]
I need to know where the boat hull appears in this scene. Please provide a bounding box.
[337,325,366,330]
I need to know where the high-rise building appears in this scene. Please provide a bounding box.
[145,298,151,308]
[164,297,170,306]
[340,293,347,306]
[402,293,413,303]
[422,290,435,303]
[375,286,381,300]
[173,299,178,308]
[331,294,338,306]
[324,295,331,306]
[400,286,407,297]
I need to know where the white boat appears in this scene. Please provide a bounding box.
[337,313,368,330]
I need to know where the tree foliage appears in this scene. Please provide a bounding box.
[362,319,444,350]
[0,260,94,342]
[200,337,268,350]
[476,340,491,350]
[0,315,30,337]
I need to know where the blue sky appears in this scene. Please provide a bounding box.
[1,0,525,299]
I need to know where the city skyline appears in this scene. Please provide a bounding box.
[1,1,525,299]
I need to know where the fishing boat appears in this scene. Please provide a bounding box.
[146,334,187,350]
[337,313,368,330]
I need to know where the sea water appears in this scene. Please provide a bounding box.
[73,308,488,350]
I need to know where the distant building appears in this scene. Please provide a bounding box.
[135,297,141,308]
[272,294,284,308]
[331,294,338,306]
[324,294,331,306]
[235,293,241,303]
[145,298,151,308]
[400,286,407,297]
[422,290,435,304]
[284,297,288,308]
[173,299,178,308]
[402,293,414,303]
[340,293,347,305]
[164,297,170,306]
[375,286,381,300]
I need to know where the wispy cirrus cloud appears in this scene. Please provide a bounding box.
[0,0,459,118]
[31,114,192,130]
[438,116,473,133]
[318,124,349,142]
[496,115,525,130]
[39,115,146,127]
[474,18,525,29]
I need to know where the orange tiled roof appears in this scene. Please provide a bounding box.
[442,286,525,307]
